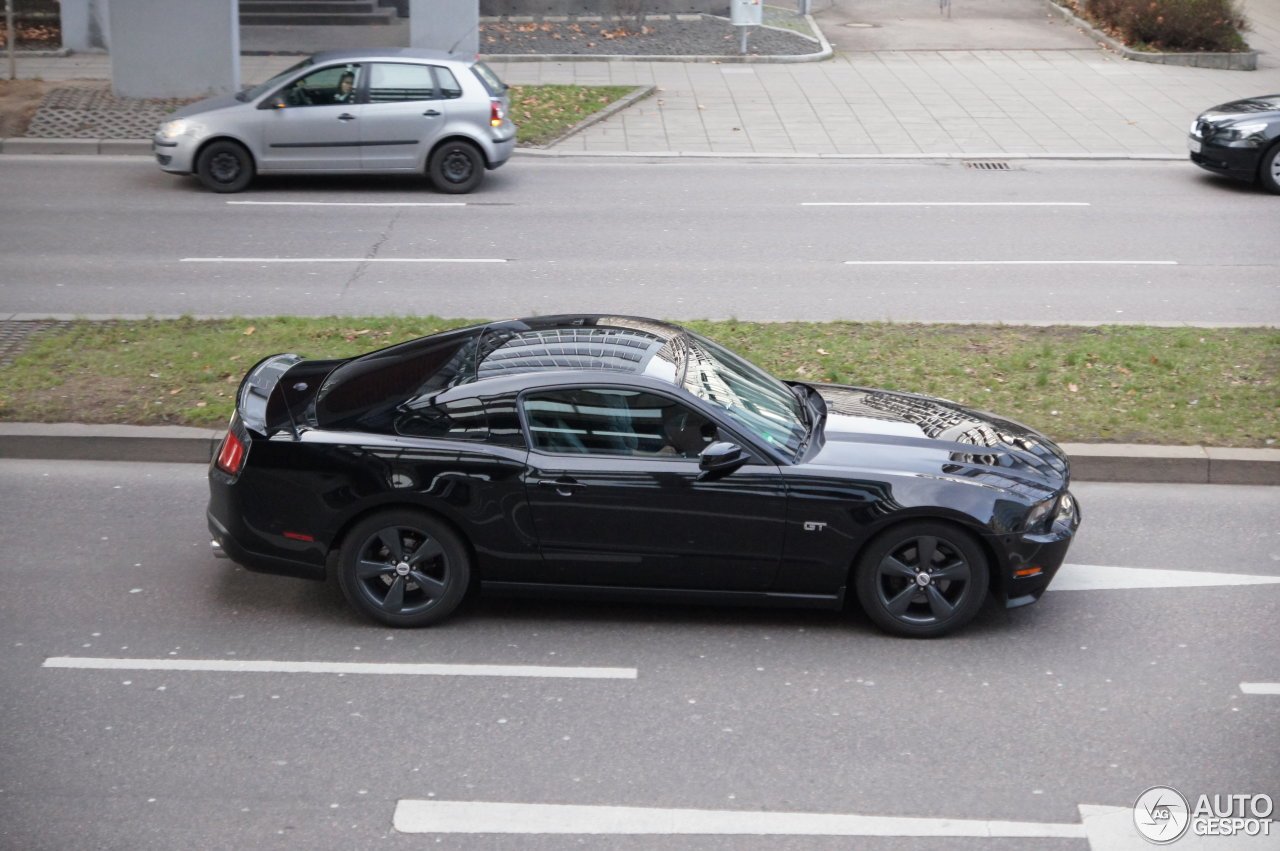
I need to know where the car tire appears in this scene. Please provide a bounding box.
[337,509,471,628]
[196,140,255,193]
[428,140,485,194]
[1259,141,1280,195]
[853,521,989,638]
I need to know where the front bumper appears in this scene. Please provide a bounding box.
[153,136,196,175]
[1188,135,1262,183]
[1000,492,1081,608]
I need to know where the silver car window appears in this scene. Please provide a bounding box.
[368,63,437,103]
[434,66,463,100]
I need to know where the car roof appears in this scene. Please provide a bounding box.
[311,315,692,427]
[310,47,474,66]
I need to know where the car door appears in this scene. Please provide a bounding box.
[519,386,787,592]
[360,62,450,171]
[259,63,364,171]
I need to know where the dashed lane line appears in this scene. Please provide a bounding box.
[179,257,507,263]
[391,799,1092,839]
[843,260,1176,265]
[226,201,466,207]
[41,657,636,679]
[1049,564,1280,592]
[1240,683,1280,695]
[803,202,1090,206]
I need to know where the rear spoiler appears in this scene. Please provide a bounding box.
[236,353,343,438]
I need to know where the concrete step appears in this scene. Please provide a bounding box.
[239,0,397,26]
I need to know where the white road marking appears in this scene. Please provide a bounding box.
[41,657,636,679]
[226,201,465,207]
[1048,564,1280,592]
[843,259,1175,265]
[804,202,1090,206]
[180,257,506,263]
[1240,683,1280,695]
[391,800,1087,838]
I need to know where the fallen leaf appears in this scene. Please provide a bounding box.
[1068,383,1079,392]
[243,326,255,336]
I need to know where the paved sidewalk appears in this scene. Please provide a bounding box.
[3,0,1278,159]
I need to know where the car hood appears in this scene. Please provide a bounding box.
[803,383,1070,490]
[1198,95,1280,123]
[169,91,248,121]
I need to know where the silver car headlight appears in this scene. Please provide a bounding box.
[158,118,192,139]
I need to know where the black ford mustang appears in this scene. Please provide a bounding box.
[208,315,1080,637]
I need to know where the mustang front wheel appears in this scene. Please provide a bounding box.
[338,510,470,627]
[854,521,989,638]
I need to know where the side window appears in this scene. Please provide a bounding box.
[368,63,437,103]
[395,397,487,440]
[434,66,463,99]
[280,64,359,107]
[523,389,717,458]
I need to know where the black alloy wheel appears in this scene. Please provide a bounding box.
[337,510,470,627]
[428,140,484,194]
[1260,141,1280,195]
[195,140,255,193]
[854,521,989,638]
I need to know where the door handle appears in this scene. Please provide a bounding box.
[532,477,585,496]
[337,113,356,121]
[423,109,442,117]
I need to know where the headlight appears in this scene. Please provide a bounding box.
[158,119,192,139]
[1024,496,1056,533]
[1217,121,1267,143]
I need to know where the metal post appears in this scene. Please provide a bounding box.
[6,0,16,80]
[739,26,748,54]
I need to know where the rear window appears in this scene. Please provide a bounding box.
[469,61,507,96]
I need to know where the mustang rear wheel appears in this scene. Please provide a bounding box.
[1260,141,1280,195]
[854,521,989,638]
[338,510,470,627]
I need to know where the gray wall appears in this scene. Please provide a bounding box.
[107,0,240,98]
[410,0,479,53]
[60,0,110,52]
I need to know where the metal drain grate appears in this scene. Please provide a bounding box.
[965,161,1013,170]
[0,320,68,367]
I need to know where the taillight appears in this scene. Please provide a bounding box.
[216,431,246,475]
[490,100,504,127]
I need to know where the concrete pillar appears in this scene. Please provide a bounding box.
[107,0,238,98]
[60,0,111,52]
[409,0,479,55]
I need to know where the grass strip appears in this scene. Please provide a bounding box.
[0,318,1275,447]
[510,84,637,147]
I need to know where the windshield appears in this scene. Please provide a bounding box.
[241,57,314,101]
[680,331,809,458]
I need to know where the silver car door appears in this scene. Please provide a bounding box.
[259,64,363,171]
[360,62,447,171]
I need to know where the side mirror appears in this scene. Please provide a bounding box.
[260,98,287,110]
[697,441,748,481]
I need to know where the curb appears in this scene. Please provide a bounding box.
[1043,0,1259,71]
[1,424,1276,485]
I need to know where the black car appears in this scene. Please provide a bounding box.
[1188,94,1280,194]
[208,316,1080,637]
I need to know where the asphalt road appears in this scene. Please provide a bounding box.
[1,459,1277,849]
[1,155,1277,325]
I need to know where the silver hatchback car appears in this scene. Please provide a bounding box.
[153,48,516,194]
